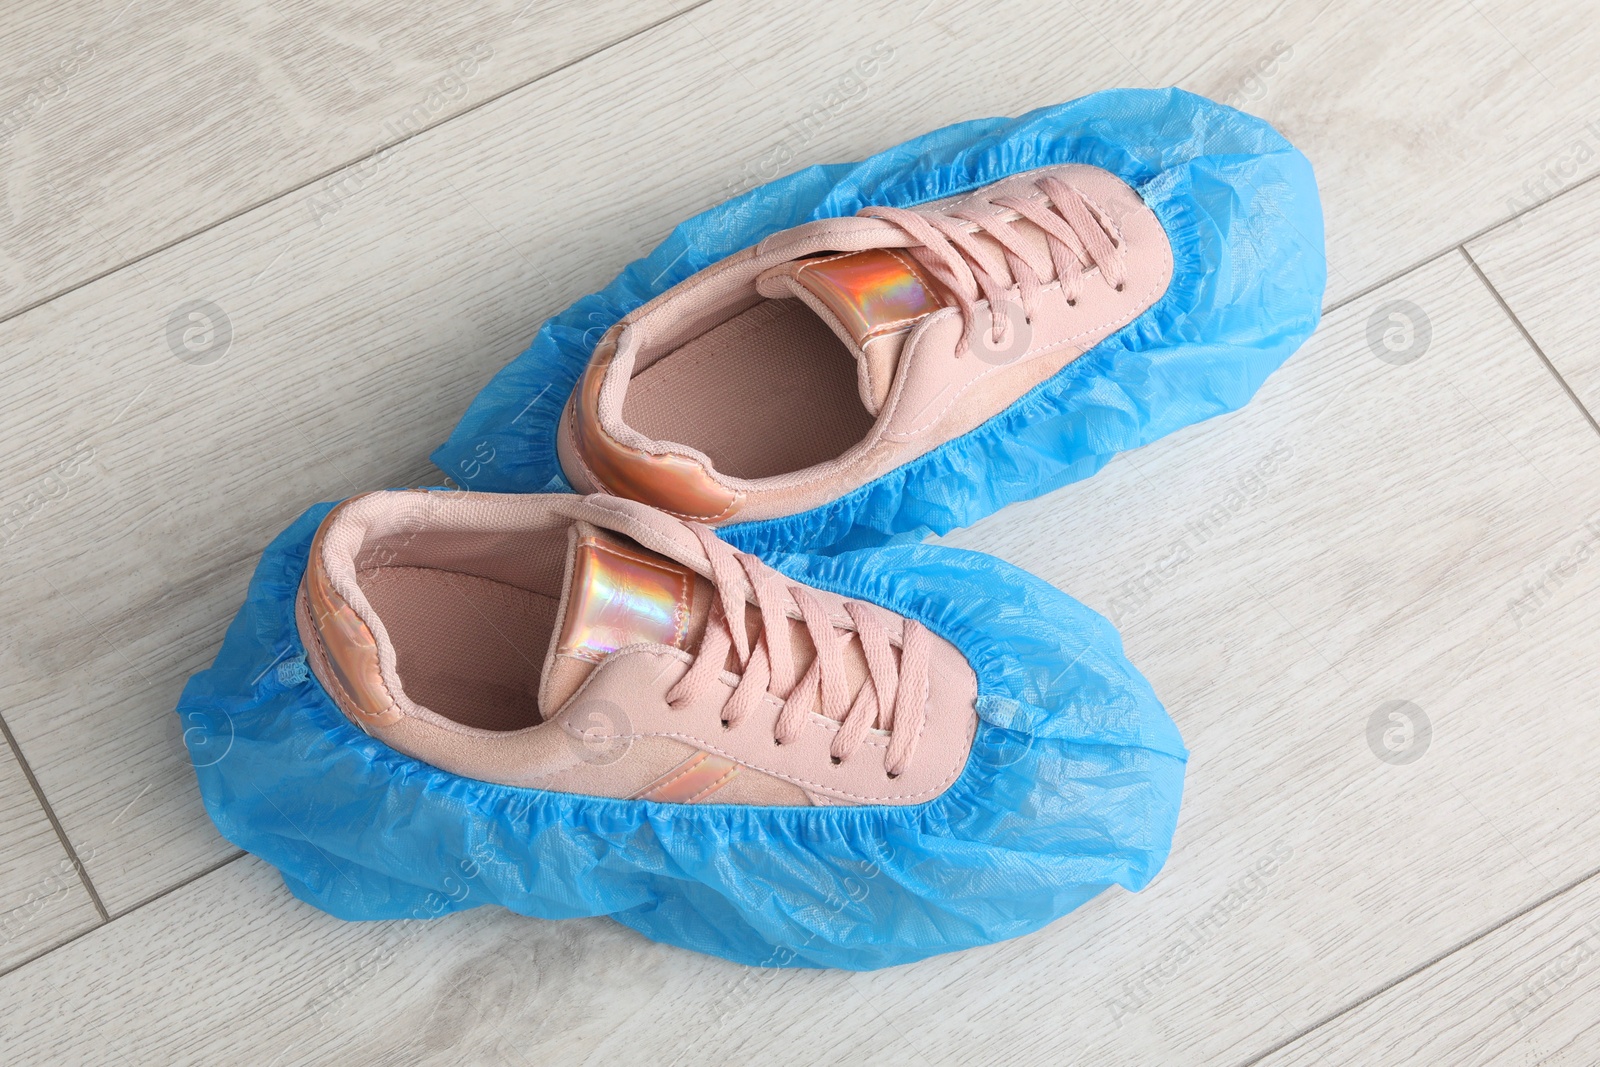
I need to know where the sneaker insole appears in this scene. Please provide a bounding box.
[357,566,556,732]
[622,299,874,480]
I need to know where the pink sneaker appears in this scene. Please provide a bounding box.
[296,489,976,804]
[558,164,1172,524]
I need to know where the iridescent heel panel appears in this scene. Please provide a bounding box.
[301,505,402,727]
[792,247,946,345]
[555,533,696,664]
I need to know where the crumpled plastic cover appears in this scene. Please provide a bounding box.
[432,87,1324,553]
[178,500,1187,970]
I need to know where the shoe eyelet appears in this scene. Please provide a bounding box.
[829,755,842,766]
[720,718,732,730]
[1114,283,1124,292]
[1067,298,1077,307]
[773,736,783,746]
[885,769,900,780]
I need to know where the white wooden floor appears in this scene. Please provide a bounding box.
[2,0,1598,1062]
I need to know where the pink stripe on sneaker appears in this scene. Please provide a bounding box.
[633,752,741,803]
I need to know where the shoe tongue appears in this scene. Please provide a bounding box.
[537,522,711,717]
[756,248,946,416]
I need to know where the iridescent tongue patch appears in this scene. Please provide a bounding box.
[789,248,945,347]
[554,531,696,663]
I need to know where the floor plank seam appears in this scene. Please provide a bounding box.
[1459,244,1600,438]
[103,850,248,925]
[0,0,719,332]
[1233,861,1600,1067]
[1322,166,1600,318]
[1320,245,1458,317]
[0,710,109,924]
[0,850,246,982]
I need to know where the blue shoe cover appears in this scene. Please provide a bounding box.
[177,500,1186,969]
[432,87,1324,554]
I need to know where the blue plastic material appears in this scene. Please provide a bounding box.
[432,87,1324,553]
[178,500,1187,970]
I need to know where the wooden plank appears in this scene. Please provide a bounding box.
[3,233,1599,1064]
[1467,173,1600,426]
[0,0,700,321]
[1258,873,1600,1066]
[0,856,910,1066]
[0,743,99,974]
[531,0,1600,312]
[4,0,1598,322]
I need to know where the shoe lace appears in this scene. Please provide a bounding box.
[665,524,932,777]
[860,175,1126,356]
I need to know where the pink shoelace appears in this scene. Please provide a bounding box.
[665,524,932,777]
[862,175,1127,355]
